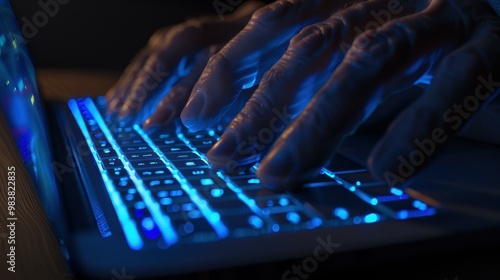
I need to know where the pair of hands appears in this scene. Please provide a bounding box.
[106,0,500,190]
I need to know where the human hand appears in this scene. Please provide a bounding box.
[196,0,500,189]
[104,1,266,124]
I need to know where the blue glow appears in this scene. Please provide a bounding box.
[364,213,380,223]
[142,217,155,231]
[84,99,179,247]
[134,201,146,210]
[17,79,24,92]
[286,212,301,225]
[334,208,349,220]
[248,178,260,184]
[356,181,361,186]
[353,217,362,224]
[396,210,409,220]
[279,197,289,206]
[137,125,229,239]
[242,71,257,89]
[354,189,378,206]
[390,188,404,196]
[160,198,173,205]
[201,178,215,186]
[306,217,322,229]
[157,191,168,198]
[395,207,437,219]
[248,215,264,229]
[69,100,141,246]
[141,218,161,240]
[349,186,356,192]
[272,224,280,232]
[211,188,224,198]
[413,200,428,211]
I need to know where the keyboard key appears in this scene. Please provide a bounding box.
[199,186,239,202]
[241,188,280,199]
[107,166,129,178]
[180,167,212,178]
[325,154,367,174]
[170,217,214,236]
[337,172,385,187]
[127,152,159,161]
[159,145,192,153]
[97,148,118,159]
[102,158,124,169]
[167,152,200,161]
[381,199,437,219]
[255,195,301,214]
[136,168,174,180]
[187,176,225,189]
[357,186,409,202]
[153,138,185,146]
[113,177,136,191]
[144,178,181,190]
[291,186,381,220]
[173,159,210,169]
[154,189,191,204]
[122,145,152,153]
[114,132,140,140]
[221,214,265,231]
[95,140,111,148]
[303,173,341,188]
[231,177,262,187]
[130,159,164,169]
[270,211,317,229]
[209,199,254,215]
[117,138,147,146]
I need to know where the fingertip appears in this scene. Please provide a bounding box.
[180,89,206,131]
[206,131,238,167]
[256,149,297,191]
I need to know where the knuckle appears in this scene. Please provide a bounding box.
[261,67,287,85]
[249,0,295,26]
[148,19,204,48]
[291,22,335,53]
[243,92,279,120]
[206,52,230,69]
[441,47,488,72]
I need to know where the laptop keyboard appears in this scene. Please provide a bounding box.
[68,97,437,250]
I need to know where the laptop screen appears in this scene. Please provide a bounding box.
[0,0,62,229]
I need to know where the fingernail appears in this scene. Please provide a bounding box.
[181,89,205,130]
[207,132,238,168]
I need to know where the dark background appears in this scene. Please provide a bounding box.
[9,0,220,71]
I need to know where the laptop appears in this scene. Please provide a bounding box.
[2,0,500,279]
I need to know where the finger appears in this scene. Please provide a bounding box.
[180,0,352,131]
[257,0,476,190]
[108,2,262,118]
[206,0,411,170]
[105,47,152,114]
[368,14,500,186]
[142,46,221,131]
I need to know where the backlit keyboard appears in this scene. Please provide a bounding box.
[68,96,437,250]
